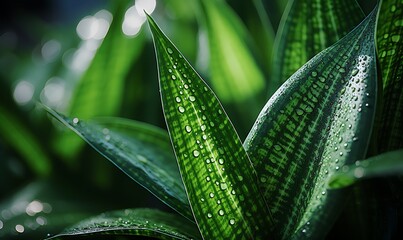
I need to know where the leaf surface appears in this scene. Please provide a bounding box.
[245,9,378,239]
[46,108,192,221]
[148,15,273,239]
[376,0,403,152]
[270,0,364,95]
[47,208,201,240]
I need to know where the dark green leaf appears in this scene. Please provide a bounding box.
[328,149,403,189]
[270,0,365,95]
[376,0,403,152]
[47,208,201,240]
[199,0,265,104]
[244,9,378,239]
[46,107,192,221]
[147,15,273,239]
[54,1,146,160]
[0,106,51,176]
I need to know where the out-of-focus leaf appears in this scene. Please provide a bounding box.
[54,1,146,160]
[199,0,265,104]
[0,106,51,176]
[328,149,403,189]
[148,15,273,239]
[46,107,193,221]
[244,9,378,239]
[47,208,201,240]
[376,0,403,152]
[0,180,99,240]
[270,0,365,95]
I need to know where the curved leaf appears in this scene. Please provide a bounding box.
[46,107,193,221]
[199,0,265,104]
[328,149,403,189]
[270,0,364,95]
[244,9,378,239]
[147,15,273,239]
[376,0,403,152]
[47,208,201,240]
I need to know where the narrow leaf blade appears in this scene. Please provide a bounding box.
[328,149,403,189]
[46,107,193,221]
[48,208,201,240]
[148,15,273,239]
[270,0,364,95]
[245,10,378,239]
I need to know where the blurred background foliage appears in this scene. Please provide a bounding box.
[0,0,378,239]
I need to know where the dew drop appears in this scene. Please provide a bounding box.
[274,145,281,151]
[218,109,223,115]
[231,190,236,195]
[167,47,173,54]
[189,96,196,102]
[351,68,359,76]
[354,167,365,178]
[209,193,215,198]
[201,198,205,202]
[202,134,207,140]
[104,135,111,141]
[339,68,346,73]
[311,71,318,77]
[15,224,25,233]
[218,158,224,165]
[168,69,173,73]
[207,213,212,218]
[220,182,228,190]
[302,229,307,233]
[193,150,200,157]
[260,176,267,183]
[218,210,225,216]
[175,97,181,103]
[339,152,343,156]
[238,175,243,181]
[185,125,192,133]
[72,117,79,125]
[217,199,221,204]
[229,219,235,225]
[321,191,326,195]
[206,176,211,182]
[178,106,185,113]
[201,125,207,131]
[392,35,401,42]
[319,76,326,82]
[296,109,304,116]
[171,75,177,80]
[206,158,211,164]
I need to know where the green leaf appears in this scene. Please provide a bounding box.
[328,149,403,189]
[270,0,365,95]
[54,1,146,160]
[45,107,193,221]
[199,0,265,104]
[0,106,51,176]
[147,15,273,239]
[47,208,201,240]
[244,9,378,239]
[376,0,403,152]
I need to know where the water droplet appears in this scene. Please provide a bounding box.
[184,84,189,89]
[311,71,318,77]
[339,68,346,73]
[178,106,185,113]
[218,158,224,165]
[167,47,173,54]
[296,109,304,116]
[189,96,196,102]
[185,125,192,133]
[72,117,79,125]
[274,145,281,151]
[200,198,205,202]
[104,135,110,141]
[206,158,211,164]
[217,199,221,204]
[209,193,215,198]
[229,219,235,225]
[206,176,211,182]
[260,176,267,183]
[321,191,326,195]
[218,210,225,216]
[231,190,236,195]
[201,125,206,131]
[339,152,343,156]
[351,68,359,76]
[171,75,177,80]
[319,76,326,82]
[354,167,365,178]
[207,213,212,218]
[302,229,307,233]
[238,175,243,181]
[175,97,181,103]
[168,69,173,73]
[193,150,200,157]
[218,109,223,115]
[15,224,25,233]
[220,182,228,190]
[202,134,207,140]
[210,121,215,127]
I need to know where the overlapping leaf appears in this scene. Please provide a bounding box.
[270,0,364,95]
[148,15,273,239]
[244,9,378,239]
[47,208,201,240]
[46,108,193,221]
[376,0,403,152]
[54,1,146,160]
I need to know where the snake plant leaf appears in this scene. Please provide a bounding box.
[0,106,51,176]
[54,0,146,160]
[376,0,403,152]
[328,149,403,189]
[244,9,378,239]
[47,208,201,240]
[199,0,265,104]
[147,15,273,239]
[45,107,193,221]
[270,0,365,95]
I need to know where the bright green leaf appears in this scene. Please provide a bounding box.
[54,1,146,160]
[147,15,273,239]
[376,0,403,152]
[47,208,201,240]
[46,107,193,221]
[199,0,265,104]
[244,9,378,239]
[328,149,403,189]
[270,0,365,95]
[0,106,51,176]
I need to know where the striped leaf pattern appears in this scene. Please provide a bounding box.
[147,15,273,239]
[245,9,378,239]
[270,0,364,95]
